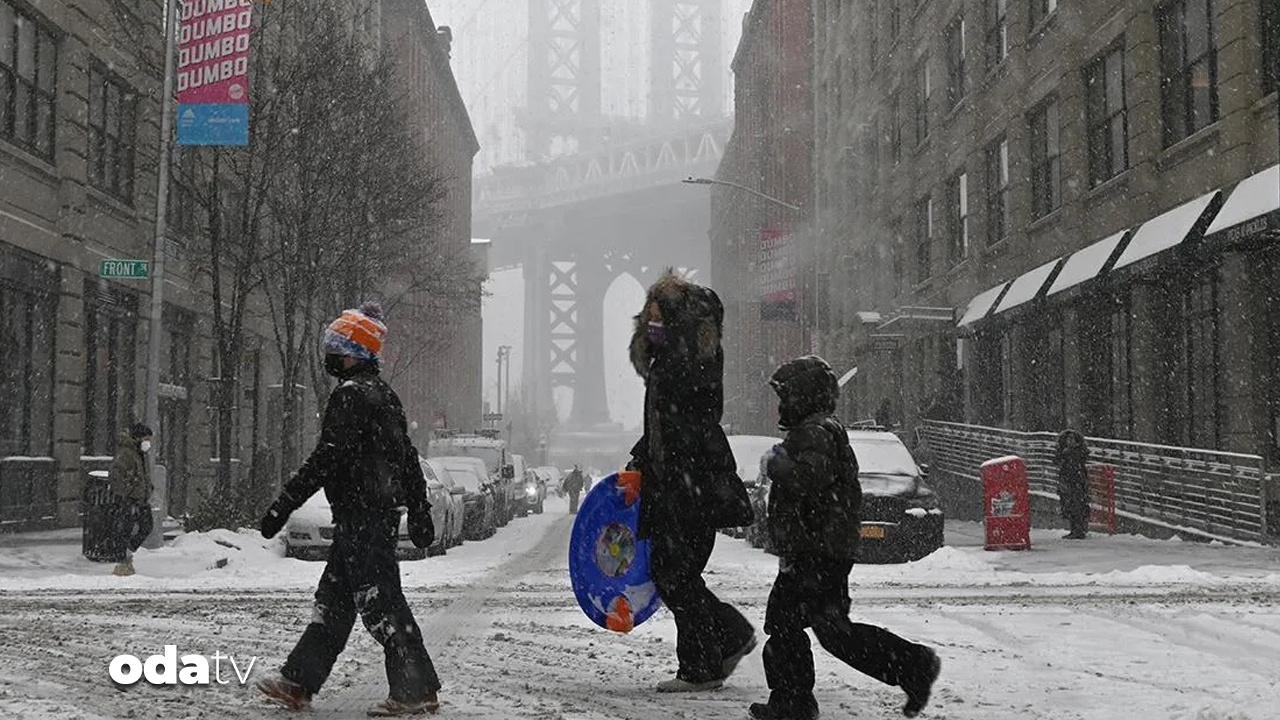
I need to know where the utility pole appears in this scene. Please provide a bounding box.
[143,0,178,549]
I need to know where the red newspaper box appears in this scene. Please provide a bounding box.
[981,455,1031,551]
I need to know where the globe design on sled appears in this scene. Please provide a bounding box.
[568,471,662,633]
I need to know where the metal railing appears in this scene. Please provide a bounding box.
[919,420,1274,543]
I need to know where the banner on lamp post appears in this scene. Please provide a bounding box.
[758,228,797,321]
[176,0,254,146]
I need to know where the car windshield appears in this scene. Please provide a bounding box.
[847,435,920,476]
[858,474,918,497]
[445,467,483,492]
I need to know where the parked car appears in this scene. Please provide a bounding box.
[846,429,944,562]
[436,457,498,541]
[426,431,517,526]
[726,434,781,540]
[284,494,426,561]
[537,466,565,497]
[421,457,467,553]
[748,429,944,563]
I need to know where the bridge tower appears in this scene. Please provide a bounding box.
[650,0,724,123]
[521,0,724,430]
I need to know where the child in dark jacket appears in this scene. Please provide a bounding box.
[751,356,941,720]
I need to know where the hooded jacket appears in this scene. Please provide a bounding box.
[275,364,430,525]
[628,271,736,538]
[1055,430,1090,522]
[109,432,151,503]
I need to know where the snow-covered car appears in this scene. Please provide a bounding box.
[421,457,467,553]
[845,429,945,563]
[749,429,944,563]
[283,494,426,561]
[436,457,497,541]
[726,434,781,540]
[427,432,517,526]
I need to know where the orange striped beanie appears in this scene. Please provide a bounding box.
[322,301,387,361]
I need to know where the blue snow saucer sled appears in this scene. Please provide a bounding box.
[568,471,661,633]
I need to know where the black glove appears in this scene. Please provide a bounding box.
[408,510,434,549]
[260,500,290,539]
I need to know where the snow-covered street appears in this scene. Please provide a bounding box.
[2,497,1278,720]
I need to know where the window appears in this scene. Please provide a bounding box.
[1029,99,1061,218]
[914,58,930,144]
[1109,303,1133,438]
[915,196,933,282]
[1158,0,1218,147]
[889,3,900,41]
[1183,274,1219,447]
[1260,0,1278,95]
[1085,43,1129,186]
[890,91,903,164]
[84,282,138,457]
[0,2,56,158]
[87,62,137,202]
[946,18,966,108]
[985,137,1010,244]
[868,0,879,67]
[0,249,57,457]
[985,0,1008,69]
[948,172,969,264]
[1030,0,1058,28]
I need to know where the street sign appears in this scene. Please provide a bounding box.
[99,259,150,280]
[483,413,503,422]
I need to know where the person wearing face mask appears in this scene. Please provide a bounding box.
[108,423,154,577]
[254,302,440,717]
[627,270,757,693]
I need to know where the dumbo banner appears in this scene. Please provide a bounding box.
[176,0,253,146]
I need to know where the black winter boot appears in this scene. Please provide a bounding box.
[901,647,941,717]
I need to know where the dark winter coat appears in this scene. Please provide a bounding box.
[563,469,584,494]
[275,365,430,526]
[628,272,737,539]
[766,413,862,560]
[1055,430,1090,522]
[109,433,151,503]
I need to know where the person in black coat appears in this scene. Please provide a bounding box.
[752,356,941,720]
[627,270,756,693]
[1055,429,1091,539]
[255,303,439,717]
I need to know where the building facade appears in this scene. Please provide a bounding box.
[0,0,479,531]
[813,0,1279,457]
[711,0,814,435]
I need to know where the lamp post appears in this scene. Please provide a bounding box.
[682,177,801,212]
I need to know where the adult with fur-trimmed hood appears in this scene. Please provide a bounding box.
[627,270,757,693]
[255,302,440,717]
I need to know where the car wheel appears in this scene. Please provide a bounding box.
[285,544,298,559]
[534,501,543,514]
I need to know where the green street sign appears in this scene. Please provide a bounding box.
[99,259,150,280]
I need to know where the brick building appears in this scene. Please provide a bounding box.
[711,0,814,435]
[812,0,1279,458]
[0,0,478,530]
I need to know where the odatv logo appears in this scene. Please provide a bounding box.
[109,645,257,686]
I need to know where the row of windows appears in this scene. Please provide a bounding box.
[0,1,138,202]
[877,0,1272,180]
[871,0,1274,284]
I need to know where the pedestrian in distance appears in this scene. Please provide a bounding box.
[109,423,154,577]
[753,356,941,720]
[1055,429,1091,540]
[875,397,894,430]
[564,464,585,513]
[255,302,440,718]
[627,270,757,693]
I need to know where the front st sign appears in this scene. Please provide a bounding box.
[99,260,150,280]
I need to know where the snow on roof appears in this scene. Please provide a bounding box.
[1205,164,1279,236]
[992,258,1063,314]
[1112,190,1221,271]
[981,455,1023,467]
[956,281,1010,327]
[1046,228,1130,296]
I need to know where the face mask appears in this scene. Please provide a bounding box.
[140,440,152,453]
[646,321,666,346]
[324,354,348,378]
